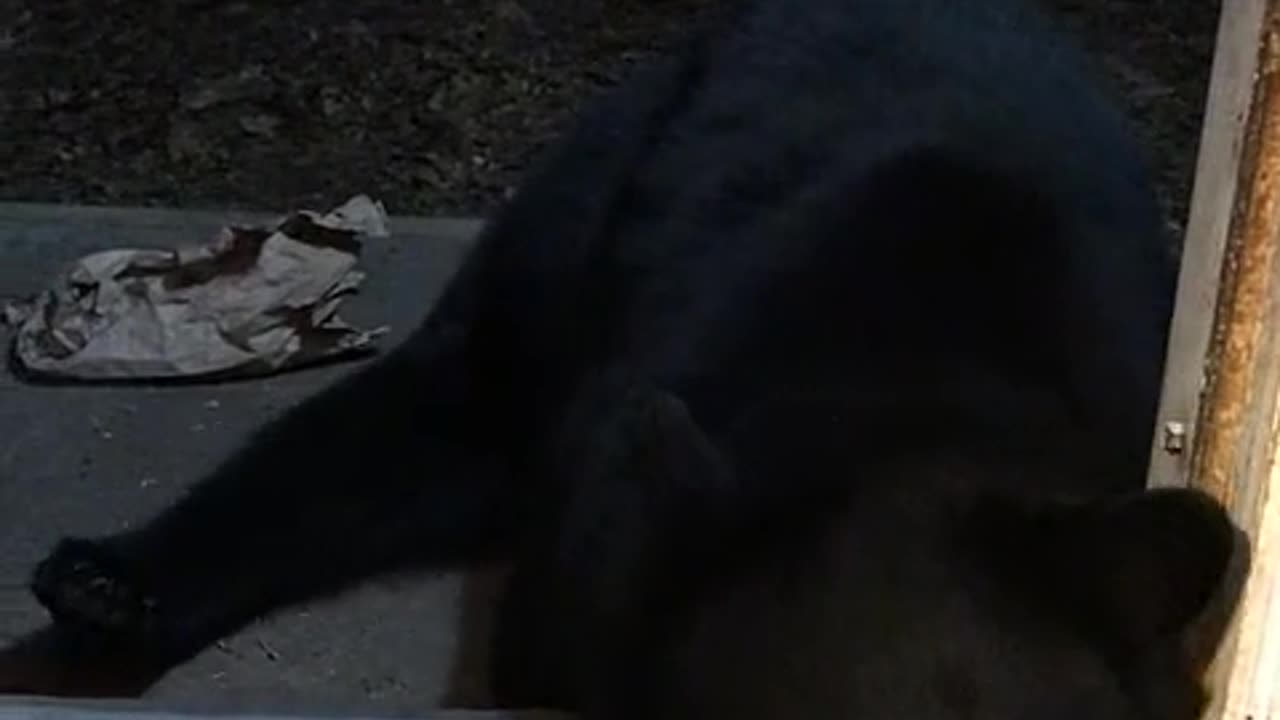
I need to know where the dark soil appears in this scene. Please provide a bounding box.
[0,0,1222,229]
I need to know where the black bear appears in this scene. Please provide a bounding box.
[0,0,1240,717]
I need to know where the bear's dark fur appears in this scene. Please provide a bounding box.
[0,0,1239,717]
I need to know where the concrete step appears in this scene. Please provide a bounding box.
[0,695,570,720]
[0,203,524,716]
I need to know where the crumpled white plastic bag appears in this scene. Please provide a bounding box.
[3,195,391,381]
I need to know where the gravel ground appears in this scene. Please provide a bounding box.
[0,0,1221,228]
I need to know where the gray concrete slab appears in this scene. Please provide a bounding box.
[0,204,519,717]
[0,695,568,720]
